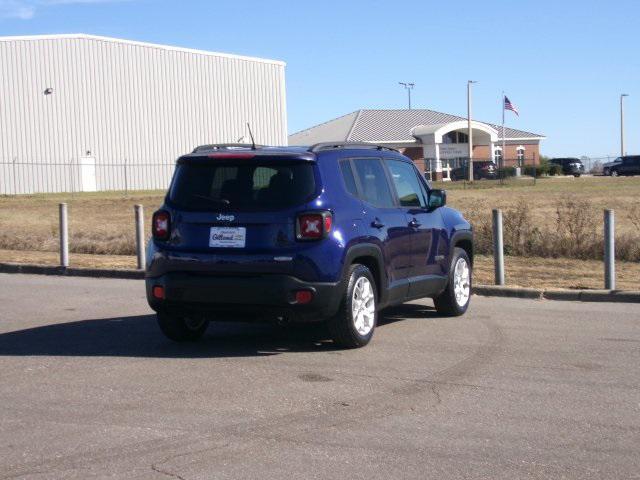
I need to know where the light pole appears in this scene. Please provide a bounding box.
[467,80,477,182]
[399,82,415,109]
[620,94,629,157]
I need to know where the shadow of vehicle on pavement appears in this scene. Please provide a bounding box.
[0,303,438,358]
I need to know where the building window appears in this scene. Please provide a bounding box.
[443,132,456,144]
[494,147,503,164]
[517,146,525,166]
[442,131,469,144]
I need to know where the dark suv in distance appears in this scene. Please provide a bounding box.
[146,143,473,348]
[602,158,622,176]
[450,160,497,181]
[549,157,585,177]
[606,155,640,176]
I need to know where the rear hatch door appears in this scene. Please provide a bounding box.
[164,152,318,275]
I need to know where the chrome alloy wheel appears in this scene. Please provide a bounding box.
[351,277,375,336]
[453,257,471,307]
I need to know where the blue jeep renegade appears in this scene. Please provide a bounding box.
[146,143,473,348]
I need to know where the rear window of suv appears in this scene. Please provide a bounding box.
[168,161,316,211]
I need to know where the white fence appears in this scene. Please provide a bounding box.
[0,159,176,195]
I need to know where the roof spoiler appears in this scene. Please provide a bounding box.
[192,143,265,153]
[308,142,399,153]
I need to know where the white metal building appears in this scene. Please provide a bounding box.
[0,34,287,194]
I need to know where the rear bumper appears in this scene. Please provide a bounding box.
[146,273,342,323]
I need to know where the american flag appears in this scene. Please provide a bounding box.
[504,96,519,116]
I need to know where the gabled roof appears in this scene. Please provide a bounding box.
[289,109,545,145]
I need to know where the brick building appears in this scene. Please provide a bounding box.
[289,109,545,180]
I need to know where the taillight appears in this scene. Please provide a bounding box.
[152,210,171,240]
[207,152,255,159]
[294,290,314,304]
[296,211,332,241]
[152,285,165,300]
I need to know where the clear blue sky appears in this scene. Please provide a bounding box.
[1,0,638,157]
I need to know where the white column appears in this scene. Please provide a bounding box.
[434,144,442,176]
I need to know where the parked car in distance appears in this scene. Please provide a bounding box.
[450,160,497,181]
[146,143,473,348]
[549,158,585,177]
[605,155,640,176]
[602,158,622,176]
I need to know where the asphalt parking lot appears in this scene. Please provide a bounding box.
[1,273,639,479]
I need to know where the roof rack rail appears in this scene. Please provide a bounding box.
[308,142,398,153]
[192,143,264,153]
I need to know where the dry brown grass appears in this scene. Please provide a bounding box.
[0,191,164,255]
[473,254,640,290]
[0,249,136,269]
[0,176,639,288]
[1,248,638,291]
[444,176,640,261]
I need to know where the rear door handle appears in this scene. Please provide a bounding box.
[371,218,385,229]
[409,218,421,228]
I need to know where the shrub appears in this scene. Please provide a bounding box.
[553,196,599,259]
[549,164,563,176]
[497,167,516,178]
[502,199,541,256]
[460,195,640,262]
[538,158,551,176]
[627,204,640,231]
[523,165,548,177]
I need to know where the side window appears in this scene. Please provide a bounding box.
[386,159,427,208]
[352,158,395,208]
[339,160,359,197]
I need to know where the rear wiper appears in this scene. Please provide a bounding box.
[192,194,231,206]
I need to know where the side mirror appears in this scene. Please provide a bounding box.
[428,189,446,210]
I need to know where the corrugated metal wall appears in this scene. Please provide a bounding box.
[0,35,288,194]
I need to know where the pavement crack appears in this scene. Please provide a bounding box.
[151,462,187,480]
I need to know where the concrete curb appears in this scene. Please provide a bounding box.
[1,262,639,303]
[473,285,640,303]
[472,285,543,300]
[0,262,144,279]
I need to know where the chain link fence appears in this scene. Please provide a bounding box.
[410,155,620,188]
[0,158,175,195]
[0,154,622,196]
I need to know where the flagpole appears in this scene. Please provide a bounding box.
[501,92,506,170]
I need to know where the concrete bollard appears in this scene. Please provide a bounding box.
[59,203,69,267]
[135,204,145,270]
[492,209,505,286]
[604,209,615,290]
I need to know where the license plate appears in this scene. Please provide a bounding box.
[209,227,246,248]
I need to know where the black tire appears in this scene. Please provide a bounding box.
[611,169,619,177]
[573,173,581,178]
[327,264,377,348]
[433,247,472,316]
[157,311,209,342]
